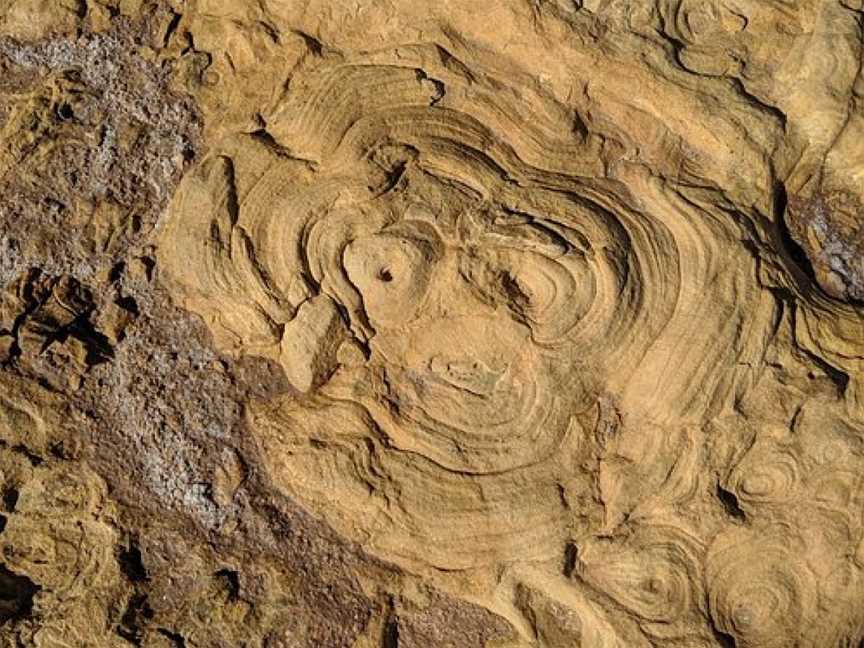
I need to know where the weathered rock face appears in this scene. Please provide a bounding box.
[1,1,864,647]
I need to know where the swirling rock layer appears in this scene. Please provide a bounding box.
[2,1,864,646]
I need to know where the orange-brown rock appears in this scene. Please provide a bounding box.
[1,1,864,647]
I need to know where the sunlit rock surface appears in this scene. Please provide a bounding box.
[1,1,864,646]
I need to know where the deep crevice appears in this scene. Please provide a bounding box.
[383,617,400,648]
[716,484,746,521]
[163,10,183,48]
[800,348,850,396]
[563,542,579,578]
[382,595,400,648]
[116,295,140,317]
[0,564,39,625]
[108,261,125,283]
[293,30,323,56]
[249,128,293,159]
[215,568,240,601]
[774,182,815,280]
[9,445,42,467]
[712,626,737,648]
[117,542,148,583]
[116,593,153,645]
[2,487,18,513]
[157,628,187,647]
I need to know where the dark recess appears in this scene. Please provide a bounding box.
[716,484,746,521]
[118,542,149,582]
[1,487,18,512]
[712,626,737,648]
[0,564,39,625]
[117,593,154,644]
[773,181,817,282]
[383,617,400,648]
[157,627,187,647]
[215,568,240,601]
[563,542,579,577]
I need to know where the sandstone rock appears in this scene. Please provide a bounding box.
[1,1,864,647]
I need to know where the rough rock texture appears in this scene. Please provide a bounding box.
[1,1,864,647]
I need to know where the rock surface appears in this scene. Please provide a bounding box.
[1,1,864,647]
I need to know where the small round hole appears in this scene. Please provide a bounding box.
[56,103,74,121]
[377,268,393,282]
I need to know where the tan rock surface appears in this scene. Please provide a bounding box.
[1,1,864,646]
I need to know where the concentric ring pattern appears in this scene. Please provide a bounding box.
[157,36,864,647]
